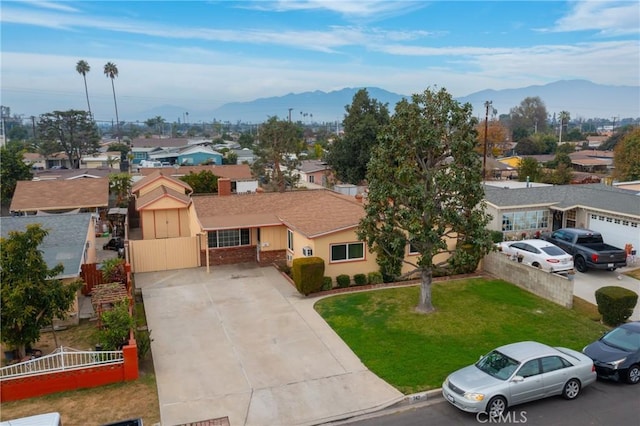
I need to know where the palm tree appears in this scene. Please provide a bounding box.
[75,60,92,116]
[104,62,120,141]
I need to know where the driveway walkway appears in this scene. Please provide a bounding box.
[135,264,403,426]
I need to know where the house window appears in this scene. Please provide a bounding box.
[308,175,315,183]
[502,210,549,232]
[408,241,419,255]
[330,242,364,262]
[207,229,250,248]
[287,229,294,251]
[566,209,577,228]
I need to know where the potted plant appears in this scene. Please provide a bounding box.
[517,253,524,263]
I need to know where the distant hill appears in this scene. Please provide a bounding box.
[134,80,639,124]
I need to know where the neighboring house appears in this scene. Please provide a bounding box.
[131,147,156,165]
[10,178,110,216]
[297,160,333,187]
[569,150,614,174]
[231,148,256,165]
[0,213,98,326]
[177,145,223,166]
[586,135,607,148]
[614,180,640,193]
[131,170,193,240]
[32,168,113,181]
[483,183,640,251]
[80,151,121,169]
[23,152,46,170]
[45,152,72,170]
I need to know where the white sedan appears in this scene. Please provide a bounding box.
[498,239,574,273]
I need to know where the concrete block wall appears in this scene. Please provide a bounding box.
[482,251,574,308]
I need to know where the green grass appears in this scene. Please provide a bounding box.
[314,278,608,394]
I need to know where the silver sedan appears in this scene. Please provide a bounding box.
[442,341,597,418]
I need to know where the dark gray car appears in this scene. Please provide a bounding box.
[583,321,640,384]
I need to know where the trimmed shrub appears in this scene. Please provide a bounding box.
[354,273,367,286]
[367,271,383,285]
[595,286,639,326]
[322,276,333,291]
[291,257,325,295]
[489,230,504,243]
[336,274,351,288]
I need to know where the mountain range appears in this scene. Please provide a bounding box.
[136,80,639,124]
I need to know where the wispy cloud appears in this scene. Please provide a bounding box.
[23,0,80,13]
[241,0,427,21]
[541,1,640,35]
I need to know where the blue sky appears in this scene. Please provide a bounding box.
[1,0,639,123]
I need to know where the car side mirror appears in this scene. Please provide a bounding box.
[511,375,524,383]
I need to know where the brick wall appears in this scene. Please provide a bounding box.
[202,246,256,265]
[258,249,286,266]
[482,251,574,308]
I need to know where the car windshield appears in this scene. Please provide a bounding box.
[602,327,640,352]
[541,246,566,256]
[475,350,520,380]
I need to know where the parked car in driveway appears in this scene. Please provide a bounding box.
[442,341,596,417]
[583,321,640,384]
[541,228,627,272]
[498,239,574,273]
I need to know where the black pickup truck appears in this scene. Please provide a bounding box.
[541,228,627,272]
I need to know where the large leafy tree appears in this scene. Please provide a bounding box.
[75,60,92,115]
[509,97,549,141]
[104,62,121,140]
[251,116,302,192]
[613,127,640,181]
[37,110,100,169]
[180,170,219,193]
[326,89,390,184]
[518,157,542,182]
[0,141,33,205]
[359,87,493,313]
[1,225,80,358]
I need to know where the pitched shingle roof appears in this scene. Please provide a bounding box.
[0,213,93,278]
[10,178,109,212]
[193,189,364,238]
[483,183,640,218]
[136,185,191,210]
[131,170,193,194]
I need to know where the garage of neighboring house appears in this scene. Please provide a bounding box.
[484,183,640,252]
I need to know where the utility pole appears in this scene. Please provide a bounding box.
[482,100,492,181]
[288,108,293,123]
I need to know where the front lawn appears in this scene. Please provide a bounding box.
[314,277,608,394]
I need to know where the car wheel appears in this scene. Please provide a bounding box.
[486,396,507,418]
[562,378,581,399]
[574,256,587,273]
[625,365,640,384]
[532,262,541,269]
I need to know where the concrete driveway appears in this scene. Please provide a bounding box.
[572,264,640,321]
[134,264,403,426]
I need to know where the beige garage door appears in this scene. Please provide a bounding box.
[129,236,200,273]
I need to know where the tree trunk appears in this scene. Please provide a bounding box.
[416,268,435,313]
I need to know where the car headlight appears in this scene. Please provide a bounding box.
[463,392,485,401]
[606,357,627,369]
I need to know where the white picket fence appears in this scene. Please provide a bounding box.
[0,346,123,380]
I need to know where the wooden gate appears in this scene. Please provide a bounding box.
[129,236,201,273]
